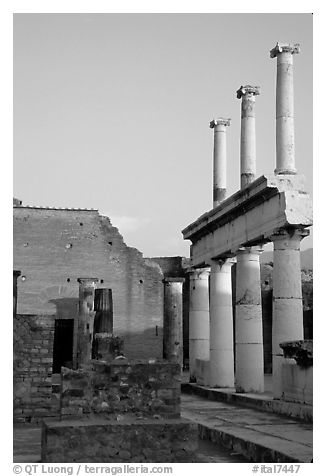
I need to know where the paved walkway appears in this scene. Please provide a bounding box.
[181,393,313,463]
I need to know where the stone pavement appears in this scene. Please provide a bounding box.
[13,425,246,463]
[181,393,313,463]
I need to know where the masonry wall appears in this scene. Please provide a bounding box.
[60,360,181,419]
[13,314,56,423]
[13,207,164,360]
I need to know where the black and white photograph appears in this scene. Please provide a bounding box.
[8,5,316,473]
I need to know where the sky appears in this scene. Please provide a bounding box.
[13,13,313,257]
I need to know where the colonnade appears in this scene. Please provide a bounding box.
[187,43,309,397]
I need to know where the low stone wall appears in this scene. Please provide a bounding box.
[42,418,198,462]
[61,360,181,419]
[13,314,55,423]
[281,362,312,405]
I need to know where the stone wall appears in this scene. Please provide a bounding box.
[42,418,198,463]
[60,360,181,420]
[13,206,164,360]
[13,314,56,423]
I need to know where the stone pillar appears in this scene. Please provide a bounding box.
[94,288,113,334]
[270,42,300,175]
[77,278,98,367]
[188,268,210,382]
[163,277,185,368]
[13,270,21,317]
[210,118,231,207]
[209,259,234,387]
[92,288,117,361]
[236,85,260,189]
[235,248,264,393]
[271,228,309,398]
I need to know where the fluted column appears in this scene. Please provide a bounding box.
[13,270,21,317]
[270,42,300,175]
[77,277,98,367]
[163,277,185,368]
[271,228,309,398]
[210,118,231,207]
[188,267,210,382]
[209,259,234,387]
[236,85,260,188]
[94,288,113,334]
[235,247,264,393]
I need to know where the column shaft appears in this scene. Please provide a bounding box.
[94,288,113,334]
[77,278,98,367]
[271,229,307,398]
[235,248,264,393]
[270,43,300,174]
[189,268,210,382]
[163,278,184,368]
[209,259,234,387]
[237,86,260,188]
[210,118,231,207]
[13,270,21,318]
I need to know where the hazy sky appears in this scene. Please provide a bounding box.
[13,13,313,256]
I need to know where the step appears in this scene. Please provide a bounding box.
[182,382,313,423]
[181,393,313,463]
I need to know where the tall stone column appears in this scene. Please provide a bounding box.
[163,277,185,368]
[271,228,308,398]
[13,270,21,317]
[210,118,231,207]
[236,85,260,188]
[209,259,234,387]
[77,277,98,367]
[270,42,300,175]
[235,248,264,393]
[188,268,210,382]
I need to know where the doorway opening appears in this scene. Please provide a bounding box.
[52,319,74,374]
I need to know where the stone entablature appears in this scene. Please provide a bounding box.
[182,174,312,267]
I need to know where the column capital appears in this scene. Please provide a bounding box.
[237,245,264,256]
[210,118,231,129]
[162,277,185,284]
[188,267,210,280]
[236,85,260,99]
[270,227,309,243]
[77,278,99,286]
[270,42,300,58]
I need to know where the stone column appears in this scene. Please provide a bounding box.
[270,42,300,175]
[236,85,260,189]
[77,278,98,367]
[188,268,210,382]
[271,228,308,398]
[235,248,264,393]
[94,288,113,334]
[210,118,231,207]
[163,277,185,368]
[13,270,21,317]
[92,288,119,361]
[209,259,234,387]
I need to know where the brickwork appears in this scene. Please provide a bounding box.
[13,207,164,359]
[13,314,55,423]
[41,418,198,463]
[60,360,181,420]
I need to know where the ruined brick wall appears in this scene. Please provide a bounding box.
[60,360,180,420]
[13,207,164,360]
[13,314,55,423]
